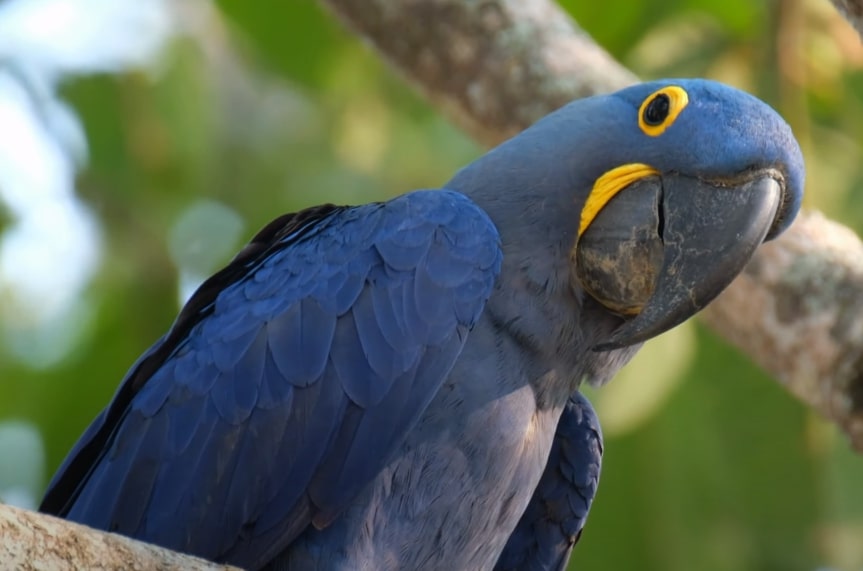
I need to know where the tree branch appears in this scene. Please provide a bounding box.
[319,0,863,448]
[0,503,240,570]
[319,0,636,146]
[701,212,863,449]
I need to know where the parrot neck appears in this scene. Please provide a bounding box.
[445,134,638,407]
[446,138,585,265]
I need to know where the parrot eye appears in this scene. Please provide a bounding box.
[642,95,669,126]
[638,86,689,137]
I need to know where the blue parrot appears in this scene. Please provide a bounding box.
[40,79,804,571]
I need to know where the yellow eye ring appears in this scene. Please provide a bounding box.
[638,86,689,137]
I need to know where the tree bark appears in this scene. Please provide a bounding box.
[319,0,863,449]
[0,503,239,570]
[319,0,636,146]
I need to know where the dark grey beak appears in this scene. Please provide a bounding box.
[580,172,782,351]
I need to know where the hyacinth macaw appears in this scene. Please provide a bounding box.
[41,79,804,571]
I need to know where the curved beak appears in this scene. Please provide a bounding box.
[592,172,782,351]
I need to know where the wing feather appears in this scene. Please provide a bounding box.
[41,190,502,570]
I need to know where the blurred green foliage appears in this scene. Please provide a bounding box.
[2,0,863,569]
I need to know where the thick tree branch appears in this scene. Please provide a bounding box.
[0,503,239,570]
[320,0,636,146]
[320,0,863,448]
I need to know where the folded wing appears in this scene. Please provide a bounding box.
[40,189,502,570]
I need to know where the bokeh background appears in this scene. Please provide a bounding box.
[1,0,863,569]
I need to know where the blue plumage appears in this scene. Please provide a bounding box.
[41,79,805,570]
[42,189,502,569]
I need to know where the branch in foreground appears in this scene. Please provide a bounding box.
[319,0,863,447]
[0,503,239,571]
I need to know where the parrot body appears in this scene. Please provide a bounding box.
[40,79,804,571]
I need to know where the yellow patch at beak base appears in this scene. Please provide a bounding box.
[578,163,659,237]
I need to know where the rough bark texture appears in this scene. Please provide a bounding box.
[320,0,863,448]
[319,0,637,146]
[0,503,239,571]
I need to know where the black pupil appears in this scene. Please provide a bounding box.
[643,94,670,126]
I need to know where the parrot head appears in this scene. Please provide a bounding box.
[450,79,804,351]
[571,79,804,349]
